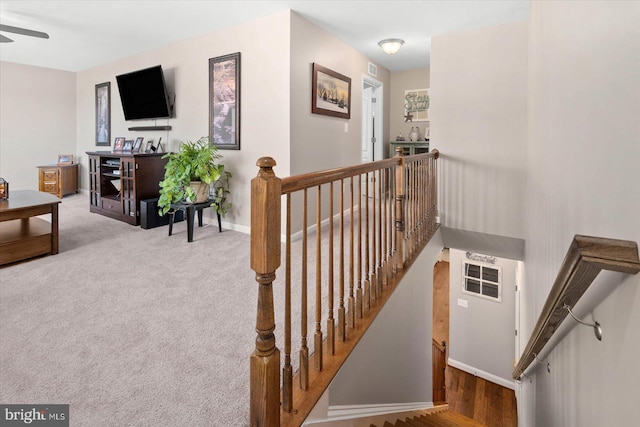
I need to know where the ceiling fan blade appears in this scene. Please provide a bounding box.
[0,34,14,43]
[0,24,49,39]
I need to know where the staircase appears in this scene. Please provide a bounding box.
[374,409,483,427]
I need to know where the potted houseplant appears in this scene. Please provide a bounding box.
[157,137,231,216]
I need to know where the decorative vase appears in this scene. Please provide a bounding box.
[409,126,421,142]
[189,181,209,203]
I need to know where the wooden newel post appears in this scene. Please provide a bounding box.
[250,157,282,427]
[394,148,405,271]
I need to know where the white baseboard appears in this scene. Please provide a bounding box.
[220,220,250,234]
[302,401,433,424]
[448,358,515,390]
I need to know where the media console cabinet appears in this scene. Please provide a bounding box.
[86,151,167,225]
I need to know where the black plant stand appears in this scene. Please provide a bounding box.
[168,199,221,242]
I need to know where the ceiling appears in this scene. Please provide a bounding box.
[0,1,530,73]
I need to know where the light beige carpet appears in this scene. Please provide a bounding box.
[1,192,364,426]
[0,193,257,426]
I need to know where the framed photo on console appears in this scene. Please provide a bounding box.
[133,137,144,152]
[57,154,74,165]
[113,137,125,152]
[123,140,133,151]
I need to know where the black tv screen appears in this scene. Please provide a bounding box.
[116,65,171,120]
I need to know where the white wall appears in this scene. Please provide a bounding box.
[390,68,430,152]
[287,12,392,233]
[75,10,292,230]
[522,2,640,426]
[327,231,444,407]
[448,249,516,388]
[289,12,391,175]
[0,62,77,190]
[430,21,528,239]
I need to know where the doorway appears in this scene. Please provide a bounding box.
[362,77,383,198]
[361,76,383,163]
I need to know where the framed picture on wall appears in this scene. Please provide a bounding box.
[404,88,430,122]
[209,52,241,150]
[95,82,111,146]
[311,63,351,119]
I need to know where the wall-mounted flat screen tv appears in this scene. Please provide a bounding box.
[116,65,171,120]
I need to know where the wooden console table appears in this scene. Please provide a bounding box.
[389,141,429,157]
[0,190,61,266]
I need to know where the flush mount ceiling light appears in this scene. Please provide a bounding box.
[378,38,404,54]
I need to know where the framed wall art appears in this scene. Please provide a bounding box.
[312,63,351,119]
[95,82,111,146]
[404,88,430,122]
[209,52,241,150]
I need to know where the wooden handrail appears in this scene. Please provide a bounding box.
[513,235,640,379]
[250,150,440,427]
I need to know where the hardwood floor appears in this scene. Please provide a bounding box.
[445,366,517,427]
[432,258,517,426]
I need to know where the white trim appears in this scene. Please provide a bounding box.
[303,402,433,424]
[448,358,516,390]
[219,220,250,234]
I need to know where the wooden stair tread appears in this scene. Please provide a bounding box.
[404,417,428,426]
[422,414,458,427]
[412,415,438,426]
[419,414,452,426]
[372,410,484,427]
[429,411,485,427]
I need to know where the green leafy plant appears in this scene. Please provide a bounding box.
[157,137,232,216]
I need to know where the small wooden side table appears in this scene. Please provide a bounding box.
[168,199,221,242]
[37,163,79,198]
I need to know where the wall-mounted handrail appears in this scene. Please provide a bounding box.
[512,235,640,379]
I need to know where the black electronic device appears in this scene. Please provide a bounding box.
[116,65,172,121]
[140,198,183,230]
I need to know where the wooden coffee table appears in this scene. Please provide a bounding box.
[0,190,61,266]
